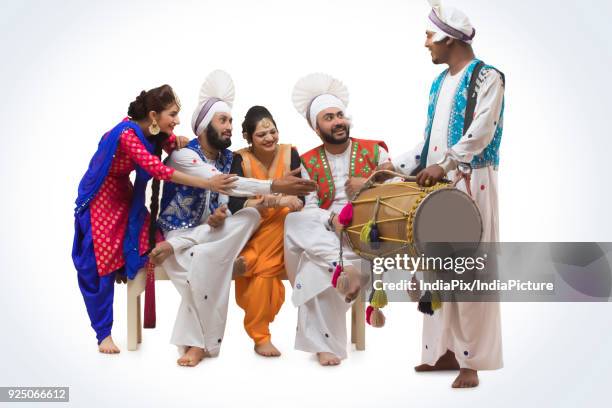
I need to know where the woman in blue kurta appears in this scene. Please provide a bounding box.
[73,85,236,353]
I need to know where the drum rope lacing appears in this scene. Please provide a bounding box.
[347,182,448,259]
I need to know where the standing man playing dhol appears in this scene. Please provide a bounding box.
[393,0,505,388]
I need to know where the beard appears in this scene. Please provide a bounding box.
[320,123,350,145]
[206,122,232,150]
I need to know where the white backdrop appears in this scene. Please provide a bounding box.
[1,0,611,407]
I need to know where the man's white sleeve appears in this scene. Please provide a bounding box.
[301,164,321,210]
[377,145,392,166]
[168,149,272,196]
[392,140,425,176]
[299,164,332,226]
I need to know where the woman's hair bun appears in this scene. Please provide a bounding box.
[128,90,148,120]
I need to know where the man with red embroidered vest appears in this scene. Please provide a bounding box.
[284,73,391,365]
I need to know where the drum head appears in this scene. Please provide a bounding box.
[413,188,483,254]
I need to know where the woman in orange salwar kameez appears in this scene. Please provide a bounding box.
[228,106,303,357]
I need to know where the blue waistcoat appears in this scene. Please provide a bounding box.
[423,59,505,169]
[157,138,233,232]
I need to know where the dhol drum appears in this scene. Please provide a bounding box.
[345,171,483,260]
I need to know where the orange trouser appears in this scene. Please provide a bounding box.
[235,208,288,345]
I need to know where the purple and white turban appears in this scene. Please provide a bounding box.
[191,70,235,136]
[427,0,476,44]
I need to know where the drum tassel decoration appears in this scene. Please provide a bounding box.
[366,306,386,327]
[332,203,354,291]
[368,286,388,327]
[417,291,434,315]
[417,290,442,315]
[359,198,382,249]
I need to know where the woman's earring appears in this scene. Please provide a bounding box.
[149,120,160,135]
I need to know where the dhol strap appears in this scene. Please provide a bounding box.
[463,61,485,135]
[464,61,505,134]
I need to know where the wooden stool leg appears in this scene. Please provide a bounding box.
[354,293,366,351]
[127,269,147,351]
[351,300,357,344]
[127,266,169,350]
[127,284,139,351]
[136,294,142,344]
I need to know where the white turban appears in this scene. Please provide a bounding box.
[307,94,346,130]
[191,70,235,136]
[292,73,350,130]
[427,0,475,44]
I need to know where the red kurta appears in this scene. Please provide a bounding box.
[89,124,176,276]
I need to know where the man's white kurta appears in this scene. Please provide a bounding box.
[393,66,504,370]
[161,147,270,355]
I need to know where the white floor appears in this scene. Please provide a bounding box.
[2,278,610,408]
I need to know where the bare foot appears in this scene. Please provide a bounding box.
[342,265,368,303]
[452,368,479,388]
[254,341,281,357]
[149,241,174,265]
[98,335,120,354]
[177,347,208,367]
[317,352,341,366]
[232,256,247,278]
[414,349,460,372]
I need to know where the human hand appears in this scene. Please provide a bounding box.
[278,196,304,212]
[271,168,317,195]
[344,177,367,199]
[149,241,175,265]
[206,174,238,195]
[415,165,445,187]
[207,205,228,228]
[175,135,190,149]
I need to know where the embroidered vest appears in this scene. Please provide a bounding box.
[157,138,233,232]
[301,138,388,209]
[424,59,505,169]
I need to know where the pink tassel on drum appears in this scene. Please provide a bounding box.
[331,264,343,288]
[338,202,353,226]
[366,305,374,325]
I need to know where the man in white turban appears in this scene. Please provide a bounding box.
[392,0,505,388]
[149,70,316,366]
[284,73,392,365]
